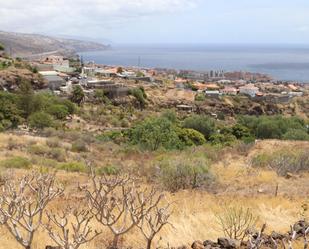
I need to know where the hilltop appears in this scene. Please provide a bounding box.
[0,31,110,57]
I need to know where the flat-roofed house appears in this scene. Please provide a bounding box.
[239,84,259,97]
[44,75,66,90]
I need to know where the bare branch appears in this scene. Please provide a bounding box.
[0,172,63,249]
[42,208,101,249]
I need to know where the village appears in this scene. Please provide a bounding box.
[27,54,309,112]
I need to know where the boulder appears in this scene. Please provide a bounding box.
[270,231,285,240]
[203,240,219,247]
[293,220,309,235]
[191,240,204,249]
[217,238,238,249]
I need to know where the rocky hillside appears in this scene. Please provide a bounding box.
[0,31,109,57]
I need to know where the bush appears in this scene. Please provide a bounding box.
[28,112,54,129]
[256,121,282,139]
[57,162,86,172]
[161,110,178,123]
[216,206,258,241]
[47,104,69,120]
[251,149,309,176]
[0,156,31,169]
[195,93,206,101]
[177,128,206,146]
[97,131,126,144]
[183,115,216,140]
[238,115,306,140]
[96,165,120,176]
[28,145,49,155]
[282,129,309,141]
[71,139,88,152]
[158,156,212,192]
[209,133,237,146]
[46,137,61,148]
[231,124,252,139]
[129,88,147,108]
[49,148,66,162]
[129,117,182,151]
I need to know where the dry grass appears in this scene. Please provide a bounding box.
[0,134,308,248]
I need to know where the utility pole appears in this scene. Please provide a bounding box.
[138,56,141,68]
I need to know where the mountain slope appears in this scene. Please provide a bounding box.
[0,31,109,57]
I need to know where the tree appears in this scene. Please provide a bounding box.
[0,43,4,51]
[43,209,101,249]
[86,173,163,249]
[17,80,34,118]
[28,112,54,129]
[71,85,85,106]
[0,92,23,130]
[137,202,172,249]
[0,173,63,249]
[183,115,216,140]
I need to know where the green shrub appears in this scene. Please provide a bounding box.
[282,129,309,141]
[251,149,309,176]
[57,162,86,172]
[129,88,147,108]
[158,156,212,192]
[28,145,49,155]
[47,104,69,120]
[97,131,126,144]
[195,93,206,101]
[96,165,120,175]
[209,133,237,146]
[183,115,216,140]
[29,112,54,129]
[177,128,206,146]
[0,156,31,169]
[161,110,178,123]
[231,124,252,139]
[238,115,306,140]
[129,117,182,151]
[49,148,66,162]
[61,99,76,114]
[46,137,61,148]
[71,139,88,152]
[256,121,282,139]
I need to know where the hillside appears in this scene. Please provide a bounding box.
[0,31,109,57]
[0,132,307,249]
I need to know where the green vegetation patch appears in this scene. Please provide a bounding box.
[0,156,31,169]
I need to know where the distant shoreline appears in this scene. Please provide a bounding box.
[79,44,309,83]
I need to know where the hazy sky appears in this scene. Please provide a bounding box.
[1,0,309,44]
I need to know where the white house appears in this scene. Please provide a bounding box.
[239,84,259,97]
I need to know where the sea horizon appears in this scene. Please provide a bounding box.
[80,43,309,83]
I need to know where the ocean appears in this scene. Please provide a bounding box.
[79,44,309,82]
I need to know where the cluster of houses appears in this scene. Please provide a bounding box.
[32,56,160,98]
[174,77,306,101]
[25,54,307,104]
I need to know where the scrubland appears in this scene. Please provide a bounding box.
[0,132,308,249]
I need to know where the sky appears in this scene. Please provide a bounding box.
[1,0,309,44]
